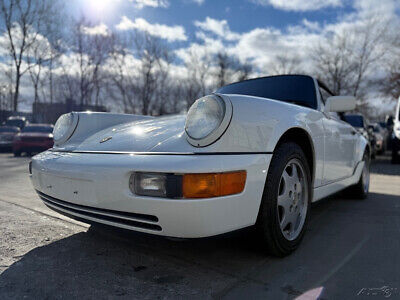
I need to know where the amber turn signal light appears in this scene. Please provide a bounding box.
[182,171,246,198]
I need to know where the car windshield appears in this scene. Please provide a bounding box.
[0,127,19,133]
[216,75,317,109]
[343,115,364,128]
[22,126,53,133]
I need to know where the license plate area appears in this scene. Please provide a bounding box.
[38,172,95,204]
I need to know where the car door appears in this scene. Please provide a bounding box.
[322,112,355,183]
[336,114,358,173]
[318,87,356,184]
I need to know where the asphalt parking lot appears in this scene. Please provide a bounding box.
[0,152,399,299]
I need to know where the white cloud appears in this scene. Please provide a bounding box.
[251,0,342,11]
[188,0,205,5]
[129,0,169,9]
[116,16,187,41]
[81,23,110,36]
[194,17,241,41]
[353,0,399,18]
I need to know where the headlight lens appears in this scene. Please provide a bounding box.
[186,95,225,139]
[185,95,232,147]
[53,113,78,145]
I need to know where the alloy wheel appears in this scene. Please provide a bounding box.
[277,158,309,241]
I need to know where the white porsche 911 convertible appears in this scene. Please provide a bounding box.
[30,74,370,256]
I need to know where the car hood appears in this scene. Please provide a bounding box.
[71,115,188,152]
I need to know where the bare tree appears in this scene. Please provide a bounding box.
[351,19,389,99]
[25,1,63,106]
[0,61,14,111]
[312,17,389,101]
[0,0,59,111]
[60,18,115,108]
[133,32,172,115]
[270,54,301,75]
[214,51,253,89]
[106,31,176,115]
[181,49,212,110]
[381,31,400,101]
[236,61,253,81]
[107,43,137,113]
[312,31,356,96]
[215,52,231,88]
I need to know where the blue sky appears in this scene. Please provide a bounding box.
[71,0,356,44]
[65,0,399,74]
[1,0,399,112]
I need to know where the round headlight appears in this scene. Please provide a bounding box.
[53,112,79,146]
[185,94,232,147]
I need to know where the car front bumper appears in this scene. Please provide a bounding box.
[30,151,272,238]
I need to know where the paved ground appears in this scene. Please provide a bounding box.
[0,152,399,299]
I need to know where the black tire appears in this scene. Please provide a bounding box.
[256,142,312,257]
[346,151,370,199]
[13,151,21,157]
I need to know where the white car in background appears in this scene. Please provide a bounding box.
[30,75,369,256]
[392,96,400,164]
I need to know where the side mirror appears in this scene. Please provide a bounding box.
[324,96,356,113]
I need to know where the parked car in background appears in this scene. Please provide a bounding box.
[0,126,20,151]
[343,114,376,158]
[392,97,400,164]
[379,121,387,129]
[386,115,395,151]
[30,75,370,257]
[13,124,54,157]
[377,122,389,152]
[368,123,385,154]
[4,116,28,130]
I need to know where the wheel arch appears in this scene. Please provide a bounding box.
[273,127,316,186]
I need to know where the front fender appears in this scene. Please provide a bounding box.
[210,94,324,153]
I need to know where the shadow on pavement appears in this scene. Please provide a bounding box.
[1,190,399,298]
[370,154,400,176]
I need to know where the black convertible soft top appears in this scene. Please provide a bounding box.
[217,74,321,109]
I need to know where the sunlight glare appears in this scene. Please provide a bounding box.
[84,0,114,15]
